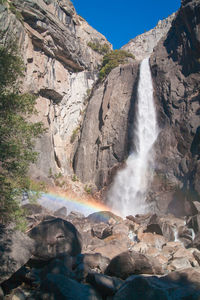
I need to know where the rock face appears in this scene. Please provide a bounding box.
[74,62,139,189]
[0,0,111,180]
[122,13,176,60]
[149,0,200,215]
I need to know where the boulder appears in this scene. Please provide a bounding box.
[113,275,169,300]
[113,269,200,300]
[168,258,191,271]
[91,223,112,239]
[54,207,67,218]
[0,224,35,284]
[87,272,123,297]
[105,251,165,279]
[0,286,4,300]
[40,273,102,300]
[39,258,75,281]
[74,253,111,282]
[28,217,82,260]
[126,213,153,225]
[112,223,129,236]
[67,211,85,221]
[91,243,129,261]
[75,253,110,273]
[87,211,122,224]
[137,232,166,250]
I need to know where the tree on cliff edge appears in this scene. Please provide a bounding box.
[0,43,44,227]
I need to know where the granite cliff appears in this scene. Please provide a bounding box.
[0,0,112,181]
[122,13,176,61]
[149,0,200,216]
[1,0,200,218]
[74,0,200,217]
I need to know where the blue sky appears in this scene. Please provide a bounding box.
[72,0,181,49]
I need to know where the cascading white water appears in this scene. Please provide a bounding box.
[107,57,158,217]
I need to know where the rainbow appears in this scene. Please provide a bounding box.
[38,189,114,217]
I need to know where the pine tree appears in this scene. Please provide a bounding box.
[0,43,44,226]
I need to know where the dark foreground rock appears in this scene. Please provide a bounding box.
[28,217,82,260]
[87,272,123,297]
[105,251,165,279]
[114,268,200,300]
[40,274,102,300]
[0,224,35,284]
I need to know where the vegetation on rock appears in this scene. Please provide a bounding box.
[70,125,80,143]
[99,50,135,80]
[0,43,45,226]
[87,41,110,55]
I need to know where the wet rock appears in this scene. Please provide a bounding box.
[187,214,200,234]
[178,226,194,241]
[28,217,82,260]
[105,251,165,279]
[87,272,123,297]
[193,202,200,213]
[192,232,200,250]
[40,273,102,299]
[0,225,35,284]
[91,223,112,239]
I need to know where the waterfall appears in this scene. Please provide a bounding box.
[107,57,158,217]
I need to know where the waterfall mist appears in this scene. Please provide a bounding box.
[107,57,158,217]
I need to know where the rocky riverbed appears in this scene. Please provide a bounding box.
[1,203,200,299]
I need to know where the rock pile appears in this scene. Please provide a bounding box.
[1,205,200,299]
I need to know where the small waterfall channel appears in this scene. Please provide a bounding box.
[107,57,158,217]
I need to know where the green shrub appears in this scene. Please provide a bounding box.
[99,50,134,80]
[84,185,92,194]
[72,174,78,182]
[8,3,23,23]
[88,41,111,55]
[70,126,80,143]
[0,43,45,226]
[54,172,63,180]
